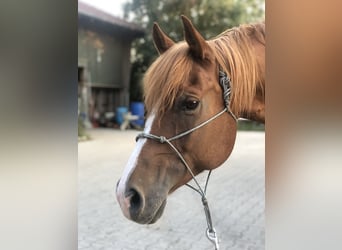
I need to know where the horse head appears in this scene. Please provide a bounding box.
[116,15,264,224]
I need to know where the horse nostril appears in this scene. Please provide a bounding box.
[126,188,143,217]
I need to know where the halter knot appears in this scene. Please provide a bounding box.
[135,134,142,142]
[159,136,167,143]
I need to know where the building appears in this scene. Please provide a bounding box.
[78,1,144,127]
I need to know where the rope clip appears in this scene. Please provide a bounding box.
[206,228,220,250]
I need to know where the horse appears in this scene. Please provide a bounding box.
[116,15,265,226]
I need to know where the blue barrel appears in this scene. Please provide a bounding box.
[130,102,145,126]
[115,106,128,125]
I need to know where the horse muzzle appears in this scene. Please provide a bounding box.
[116,179,167,224]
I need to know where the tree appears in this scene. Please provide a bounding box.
[124,0,265,101]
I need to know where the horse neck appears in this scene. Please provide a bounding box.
[242,37,265,124]
[242,92,265,123]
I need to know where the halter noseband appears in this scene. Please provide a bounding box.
[135,69,237,250]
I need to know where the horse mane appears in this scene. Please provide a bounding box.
[209,22,265,116]
[143,22,265,118]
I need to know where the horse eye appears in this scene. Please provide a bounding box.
[183,100,199,110]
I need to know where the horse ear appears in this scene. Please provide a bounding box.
[152,23,175,54]
[181,15,212,60]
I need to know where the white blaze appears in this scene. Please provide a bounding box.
[117,112,155,200]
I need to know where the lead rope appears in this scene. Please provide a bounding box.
[165,140,220,249]
[135,69,236,250]
[186,171,220,250]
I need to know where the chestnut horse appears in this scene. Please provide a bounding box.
[116,16,265,226]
